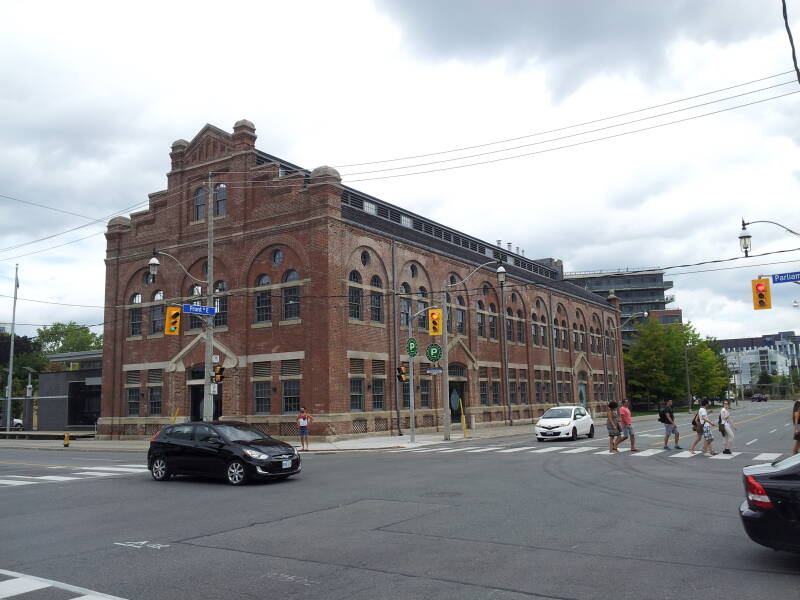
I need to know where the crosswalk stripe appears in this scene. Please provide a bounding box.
[630,449,664,457]
[73,471,117,477]
[117,464,148,468]
[408,448,447,452]
[595,448,630,455]
[710,452,741,460]
[82,467,148,473]
[465,447,504,453]
[529,446,567,453]
[753,453,781,461]
[0,479,39,486]
[560,447,595,454]
[0,577,50,597]
[5,475,82,481]
[437,447,480,453]
[496,446,538,453]
[670,451,697,458]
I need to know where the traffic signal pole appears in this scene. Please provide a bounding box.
[407,316,416,444]
[204,173,215,422]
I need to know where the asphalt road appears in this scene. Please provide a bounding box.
[1,401,797,600]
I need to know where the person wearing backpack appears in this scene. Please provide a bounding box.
[659,399,682,450]
[690,398,718,456]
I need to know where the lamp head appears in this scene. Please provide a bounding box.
[738,220,751,255]
[148,256,160,276]
[496,264,506,284]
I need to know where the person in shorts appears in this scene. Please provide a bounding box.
[296,407,313,451]
[695,398,717,456]
[606,401,621,453]
[659,399,682,450]
[617,399,638,451]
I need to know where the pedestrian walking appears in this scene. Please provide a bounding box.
[617,399,638,451]
[691,398,717,456]
[719,400,736,454]
[658,399,682,450]
[606,401,621,453]
[296,406,313,451]
[793,400,800,455]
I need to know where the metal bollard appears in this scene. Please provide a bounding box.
[63,432,70,447]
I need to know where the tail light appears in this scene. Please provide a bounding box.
[150,429,162,441]
[745,475,773,509]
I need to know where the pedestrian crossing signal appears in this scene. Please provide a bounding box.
[396,366,409,382]
[751,278,772,310]
[164,306,181,335]
[428,308,442,336]
[213,365,225,383]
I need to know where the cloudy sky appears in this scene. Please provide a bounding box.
[1,0,799,342]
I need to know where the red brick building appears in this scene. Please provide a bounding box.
[98,120,624,439]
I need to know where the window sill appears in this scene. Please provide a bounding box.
[251,322,273,329]
[147,333,164,340]
[349,318,366,325]
[126,335,143,342]
[279,319,301,326]
[368,321,386,329]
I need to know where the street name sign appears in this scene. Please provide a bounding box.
[181,304,216,315]
[426,367,443,375]
[771,271,800,284]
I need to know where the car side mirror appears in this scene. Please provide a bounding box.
[205,436,223,445]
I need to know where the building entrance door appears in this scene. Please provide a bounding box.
[449,383,465,424]
[190,385,222,421]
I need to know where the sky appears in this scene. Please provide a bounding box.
[1,0,799,343]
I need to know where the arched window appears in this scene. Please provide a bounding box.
[255,275,272,323]
[456,296,466,335]
[370,276,383,322]
[129,293,143,337]
[142,271,155,285]
[540,315,548,347]
[506,308,513,342]
[477,300,485,310]
[516,310,525,343]
[214,281,228,327]
[187,285,203,329]
[193,187,206,221]
[283,271,300,320]
[348,271,363,320]
[213,183,227,216]
[272,249,284,266]
[482,285,489,296]
[282,269,300,282]
[489,303,498,339]
[418,286,427,298]
[256,274,270,287]
[561,319,568,349]
[531,312,539,346]
[476,300,486,337]
[400,282,411,294]
[553,318,560,348]
[360,250,371,266]
[450,275,458,285]
[150,290,165,334]
[410,264,418,278]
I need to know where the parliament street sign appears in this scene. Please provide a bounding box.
[406,337,418,357]
[425,343,442,362]
[181,304,216,316]
[426,367,443,375]
[771,271,800,284]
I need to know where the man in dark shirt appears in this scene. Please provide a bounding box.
[660,399,682,450]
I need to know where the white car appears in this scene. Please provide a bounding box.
[12,418,23,431]
[535,405,594,442]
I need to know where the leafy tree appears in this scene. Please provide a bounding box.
[757,370,772,385]
[35,322,102,354]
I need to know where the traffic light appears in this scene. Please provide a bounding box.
[396,366,408,382]
[428,308,442,336]
[213,366,225,383]
[751,278,772,310]
[164,306,181,335]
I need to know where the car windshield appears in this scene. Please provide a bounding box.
[214,424,271,443]
[542,408,573,419]
[772,453,800,469]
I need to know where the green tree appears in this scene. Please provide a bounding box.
[35,322,102,354]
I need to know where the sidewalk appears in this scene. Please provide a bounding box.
[0,412,666,454]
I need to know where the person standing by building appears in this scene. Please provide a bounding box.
[617,399,638,451]
[296,407,313,452]
[792,400,800,455]
[719,400,737,455]
[606,401,621,453]
[659,399,682,450]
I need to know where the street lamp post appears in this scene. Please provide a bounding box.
[739,218,800,257]
[440,260,501,440]
[406,305,439,445]
[148,174,216,422]
[496,265,512,425]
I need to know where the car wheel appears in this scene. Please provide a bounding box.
[570,428,578,441]
[587,425,595,438]
[226,460,248,486]
[150,457,171,481]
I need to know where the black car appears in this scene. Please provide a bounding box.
[148,421,301,485]
[739,453,800,552]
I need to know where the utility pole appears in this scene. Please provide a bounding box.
[4,264,18,431]
[203,173,215,422]
[441,280,451,440]
[684,344,692,413]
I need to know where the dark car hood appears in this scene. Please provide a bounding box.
[240,439,294,451]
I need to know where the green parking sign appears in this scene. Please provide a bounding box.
[406,338,418,357]
[425,343,442,362]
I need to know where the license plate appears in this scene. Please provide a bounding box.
[281,460,292,469]
[544,432,558,436]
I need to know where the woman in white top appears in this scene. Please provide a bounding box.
[720,400,736,455]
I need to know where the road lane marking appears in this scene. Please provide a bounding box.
[408,448,448,452]
[670,451,697,458]
[0,479,39,486]
[710,452,741,460]
[465,447,504,453]
[560,447,595,453]
[5,475,82,481]
[82,466,149,473]
[753,453,781,461]
[745,439,757,446]
[0,577,50,597]
[496,446,538,453]
[0,569,128,600]
[529,446,568,453]
[118,464,148,468]
[595,448,630,455]
[769,429,777,434]
[630,449,664,457]
[74,471,117,476]
[437,447,480,453]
